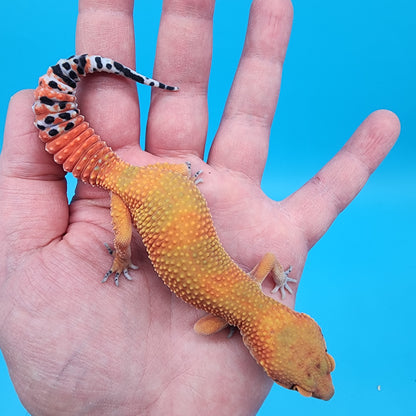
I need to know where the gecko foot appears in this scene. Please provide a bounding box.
[185,161,203,185]
[102,243,138,286]
[271,265,296,299]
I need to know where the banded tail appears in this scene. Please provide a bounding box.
[33,54,178,183]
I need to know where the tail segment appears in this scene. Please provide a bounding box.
[33,54,178,184]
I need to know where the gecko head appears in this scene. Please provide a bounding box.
[243,309,335,400]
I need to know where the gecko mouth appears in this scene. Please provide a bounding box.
[292,384,334,400]
[292,385,312,398]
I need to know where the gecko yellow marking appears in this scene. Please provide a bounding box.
[33,54,335,400]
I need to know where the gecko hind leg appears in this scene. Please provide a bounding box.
[102,193,138,287]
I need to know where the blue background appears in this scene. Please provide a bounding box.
[0,0,414,414]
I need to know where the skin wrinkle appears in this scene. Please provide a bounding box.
[344,110,400,169]
[80,8,133,17]
[142,331,192,412]
[156,50,210,88]
[223,47,284,126]
[313,150,370,216]
[245,3,293,64]
[2,201,67,255]
[238,53,284,80]
[162,0,215,20]
[76,12,135,57]
[224,107,275,130]
[335,147,372,199]
[78,0,134,14]
[146,107,208,157]
[162,8,214,24]
[155,11,213,77]
[310,174,345,217]
[145,148,203,161]
[211,139,269,184]
[272,203,308,265]
[290,175,343,251]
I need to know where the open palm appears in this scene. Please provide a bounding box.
[0,0,399,415]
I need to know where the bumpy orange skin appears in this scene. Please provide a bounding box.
[94,159,335,400]
[35,120,335,398]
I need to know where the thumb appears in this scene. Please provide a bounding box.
[0,90,69,252]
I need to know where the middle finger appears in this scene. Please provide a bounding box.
[146,0,215,159]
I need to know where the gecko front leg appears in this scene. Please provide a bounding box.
[250,253,296,299]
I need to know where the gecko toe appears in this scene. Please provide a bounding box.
[123,269,133,281]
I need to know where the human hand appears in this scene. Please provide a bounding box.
[0,0,400,415]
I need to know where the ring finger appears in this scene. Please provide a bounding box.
[209,0,293,183]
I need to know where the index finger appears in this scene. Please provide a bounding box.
[76,0,141,151]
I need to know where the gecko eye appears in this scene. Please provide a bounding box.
[326,353,336,371]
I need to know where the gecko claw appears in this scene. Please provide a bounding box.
[194,170,203,185]
[227,326,237,338]
[104,242,114,256]
[102,267,136,286]
[123,269,133,281]
[114,272,120,287]
[102,270,112,284]
[185,162,203,185]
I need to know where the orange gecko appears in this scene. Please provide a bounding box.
[33,54,335,400]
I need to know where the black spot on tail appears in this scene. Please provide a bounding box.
[113,61,146,84]
[77,54,88,75]
[51,64,77,89]
[40,96,56,106]
[59,112,72,121]
[64,122,75,131]
[48,80,61,90]
[69,70,78,80]
[44,116,55,124]
[94,56,103,69]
